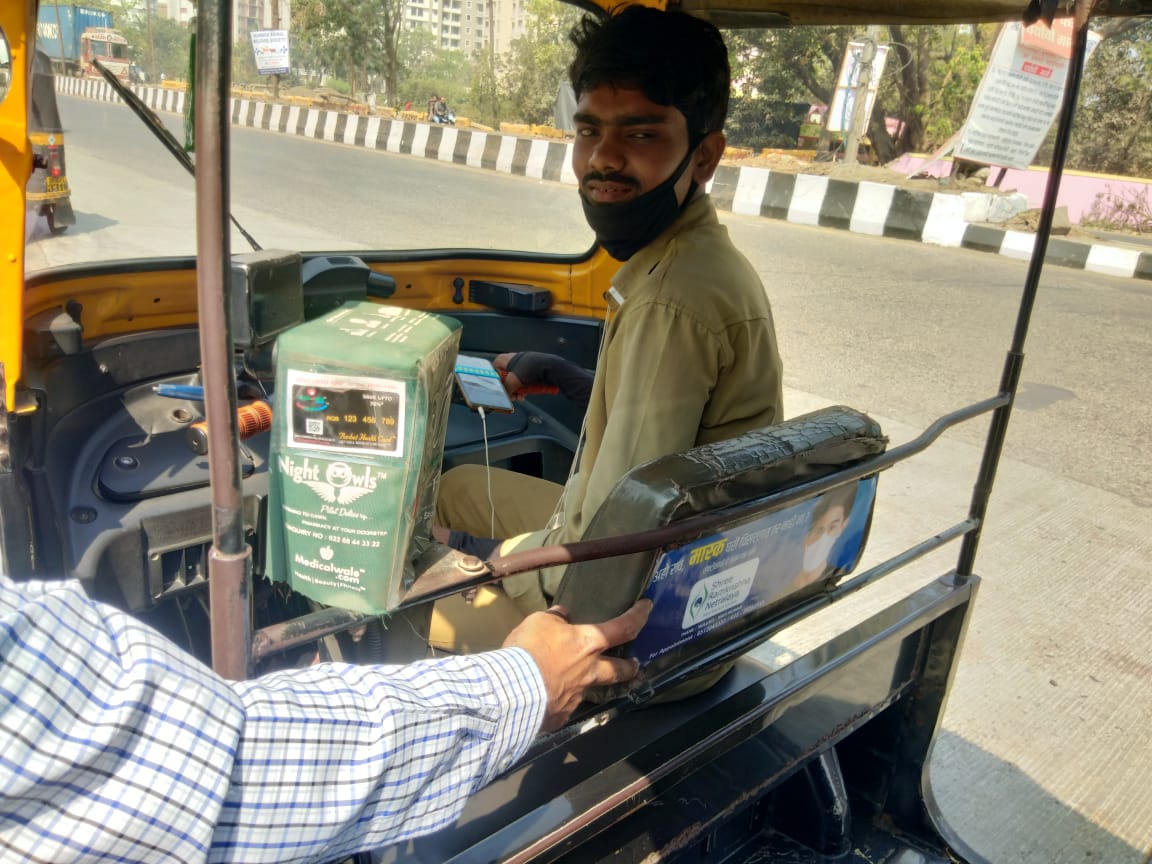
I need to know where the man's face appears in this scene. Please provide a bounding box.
[805,505,847,548]
[572,84,697,206]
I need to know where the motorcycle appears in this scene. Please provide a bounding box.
[429,97,456,125]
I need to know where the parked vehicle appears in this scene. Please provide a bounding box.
[3,0,1147,860]
[35,4,130,80]
[25,48,73,234]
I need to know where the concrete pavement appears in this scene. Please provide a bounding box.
[757,387,1152,863]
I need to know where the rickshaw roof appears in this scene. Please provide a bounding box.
[578,0,1152,24]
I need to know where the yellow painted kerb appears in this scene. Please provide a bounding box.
[0,3,33,411]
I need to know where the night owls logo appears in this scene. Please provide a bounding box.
[282,457,379,505]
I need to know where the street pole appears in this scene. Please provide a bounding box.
[488,0,496,121]
[51,3,68,76]
[147,0,156,84]
[844,25,879,166]
[271,0,281,100]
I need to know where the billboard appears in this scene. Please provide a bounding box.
[251,29,290,76]
[826,40,890,134]
[955,20,1100,168]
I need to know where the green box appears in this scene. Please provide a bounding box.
[265,301,461,613]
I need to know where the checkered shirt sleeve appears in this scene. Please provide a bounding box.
[0,575,545,863]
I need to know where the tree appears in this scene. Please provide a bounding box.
[497,0,582,125]
[292,0,405,104]
[116,12,193,83]
[397,32,474,111]
[469,54,503,128]
[1063,20,1152,176]
[723,24,996,161]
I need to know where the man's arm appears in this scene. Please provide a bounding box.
[0,576,647,863]
[580,300,722,521]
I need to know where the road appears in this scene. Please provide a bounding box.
[27,95,1152,863]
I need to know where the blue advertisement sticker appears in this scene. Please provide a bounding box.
[630,477,877,665]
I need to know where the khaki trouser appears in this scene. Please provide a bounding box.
[430,464,734,702]
[430,464,563,653]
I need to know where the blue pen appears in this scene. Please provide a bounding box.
[153,383,205,400]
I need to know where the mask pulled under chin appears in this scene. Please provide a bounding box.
[580,147,698,262]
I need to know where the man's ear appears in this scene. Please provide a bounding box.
[691,131,726,184]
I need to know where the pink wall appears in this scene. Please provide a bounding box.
[889,154,1152,224]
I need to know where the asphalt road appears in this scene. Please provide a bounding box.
[26,94,1152,863]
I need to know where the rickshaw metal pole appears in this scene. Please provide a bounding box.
[194,0,253,680]
[955,11,1092,579]
[51,5,68,76]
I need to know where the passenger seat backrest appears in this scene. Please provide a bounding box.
[554,406,887,629]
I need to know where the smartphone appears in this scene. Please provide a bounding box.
[454,354,516,414]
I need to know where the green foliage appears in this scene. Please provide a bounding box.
[232,37,259,87]
[496,0,582,125]
[725,97,811,150]
[724,23,996,160]
[116,14,194,83]
[1064,21,1152,177]
[469,58,504,128]
[725,26,846,105]
[397,34,474,113]
[292,0,405,103]
[917,33,989,145]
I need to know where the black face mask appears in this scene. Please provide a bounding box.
[579,141,700,262]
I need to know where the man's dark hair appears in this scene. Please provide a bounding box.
[568,6,731,137]
[810,484,858,525]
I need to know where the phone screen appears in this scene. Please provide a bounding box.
[454,355,515,414]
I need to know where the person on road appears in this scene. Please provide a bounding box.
[0,571,649,862]
[432,6,783,651]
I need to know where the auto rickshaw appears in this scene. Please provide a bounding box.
[2,0,1151,861]
[25,48,74,234]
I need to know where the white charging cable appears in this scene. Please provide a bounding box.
[477,405,496,538]
[542,289,618,532]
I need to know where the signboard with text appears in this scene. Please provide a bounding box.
[629,478,878,668]
[251,29,290,76]
[955,20,1100,168]
[826,41,890,133]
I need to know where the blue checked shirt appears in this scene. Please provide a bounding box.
[0,574,546,863]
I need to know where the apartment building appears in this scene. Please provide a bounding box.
[405,0,528,56]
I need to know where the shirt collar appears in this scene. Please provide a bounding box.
[609,194,718,299]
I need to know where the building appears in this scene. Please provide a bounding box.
[156,0,196,26]
[405,0,528,56]
[231,0,290,42]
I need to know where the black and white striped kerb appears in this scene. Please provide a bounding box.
[714,162,1151,280]
[53,77,1152,282]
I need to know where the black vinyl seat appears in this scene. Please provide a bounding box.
[552,405,888,699]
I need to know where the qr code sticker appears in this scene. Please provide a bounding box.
[305,418,324,435]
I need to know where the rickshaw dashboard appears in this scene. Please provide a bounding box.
[22,257,594,616]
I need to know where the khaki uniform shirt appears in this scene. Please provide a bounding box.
[503,194,784,612]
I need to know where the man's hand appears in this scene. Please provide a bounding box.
[493,353,525,399]
[503,599,652,731]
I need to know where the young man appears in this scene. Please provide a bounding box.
[433,7,783,647]
[0,571,649,861]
